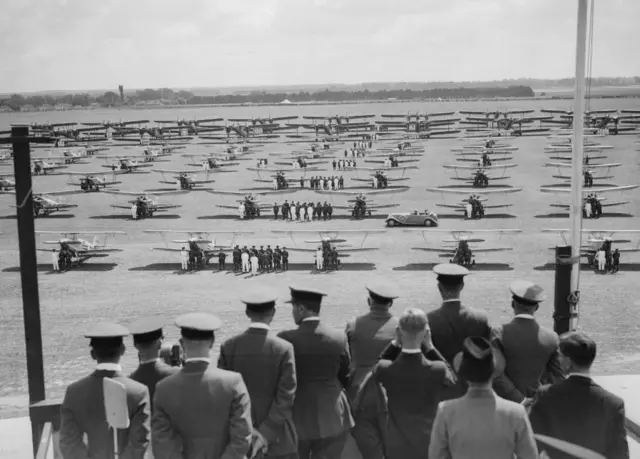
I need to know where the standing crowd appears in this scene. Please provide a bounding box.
[58,264,629,459]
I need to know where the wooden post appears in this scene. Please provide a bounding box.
[11,126,46,456]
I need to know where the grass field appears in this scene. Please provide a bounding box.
[1,99,639,418]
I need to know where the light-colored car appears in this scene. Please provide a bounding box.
[386,210,439,227]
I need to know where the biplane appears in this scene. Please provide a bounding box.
[443,164,517,187]
[247,164,323,174]
[352,168,413,188]
[36,231,125,270]
[151,169,216,191]
[313,187,409,219]
[375,112,460,134]
[455,150,514,165]
[544,145,614,153]
[460,110,552,135]
[228,115,298,126]
[541,228,640,267]
[66,171,121,191]
[539,185,639,218]
[154,117,224,127]
[30,159,68,175]
[81,119,149,129]
[1,189,79,217]
[273,155,327,167]
[102,190,187,219]
[144,230,255,269]
[207,189,299,219]
[363,155,420,166]
[544,162,621,184]
[251,169,311,190]
[287,114,375,137]
[110,125,193,143]
[34,125,108,142]
[270,229,384,257]
[457,138,512,149]
[546,152,608,163]
[183,155,241,171]
[32,151,92,165]
[404,229,521,266]
[426,187,523,219]
[100,158,153,173]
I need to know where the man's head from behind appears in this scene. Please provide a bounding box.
[397,308,429,350]
[558,331,597,373]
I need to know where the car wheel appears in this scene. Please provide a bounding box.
[386,219,396,227]
[424,219,433,227]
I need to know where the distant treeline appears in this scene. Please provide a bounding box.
[1,86,534,110]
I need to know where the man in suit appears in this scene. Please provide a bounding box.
[152,313,253,459]
[218,288,298,459]
[429,336,538,459]
[128,317,179,411]
[492,281,564,403]
[372,308,451,459]
[529,331,629,459]
[59,322,151,459]
[278,285,354,459]
[427,263,493,400]
[345,280,400,400]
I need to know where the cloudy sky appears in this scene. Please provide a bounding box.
[1,0,638,92]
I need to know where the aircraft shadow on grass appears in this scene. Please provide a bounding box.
[0,214,75,219]
[534,262,640,272]
[436,213,516,220]
[393,262,514,272]
[438,184,514,189]
[2,263,117,273]
[90,214,182,220]
[535,212,633,219]
[129,263,203,274]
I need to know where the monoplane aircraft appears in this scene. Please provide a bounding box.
[144,229,254,270]
[1,189,79,217]
[539,185,639,218]
[36,231,125,270]
[102,190,187,219]
[444,164,517,188]
[67,172,122,191]
[404,229,521,266]
[152,169,216,190]
[426,188,523,219]
[207,189,298,219]
[270,229,384,257]
[313,187,409,219]
[101,158,153,173]
[542,228,640,267]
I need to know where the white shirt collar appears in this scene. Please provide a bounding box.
[442,298,461,304]
[96,363,122,372]
[302,317,320,322]
[184,357,211,364]
[568,372,591,379]
[249,323,270,330]
[401,348,421,354]
[139,358,159,365]
[514,314,535,320]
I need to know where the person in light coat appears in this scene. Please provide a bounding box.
[131,203,138,220]
[307,203,313,221]
[52,249,59,271]
[584,200,592,218]
[316,248,324,271]
[372,176,378,189]
[465,202,473,219]
[238,202,245,219]
[250,252,259,275]
[241,250,250,273]
[273,178,278,190]
[180,247,188,270]
[597,249,606,271]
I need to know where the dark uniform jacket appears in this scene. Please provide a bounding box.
[278,319,354,440]
[529,375,629,459]
[427,299,492,400]
[151,360,252,459]
[345,311,398,399]
[59,369,150,459]
[218,326,298,456]
[491,316,564,402]
[129,359,179,411]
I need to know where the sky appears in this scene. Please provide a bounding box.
[1,0,638,93]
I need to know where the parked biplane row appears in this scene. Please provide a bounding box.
[32,228,640,272]
[4,108,639,149]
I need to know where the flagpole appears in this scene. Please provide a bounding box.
[569,0,589,331]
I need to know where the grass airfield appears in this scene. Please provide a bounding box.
[0,100,640,418]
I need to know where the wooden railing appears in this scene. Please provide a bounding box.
[30,399,62,459]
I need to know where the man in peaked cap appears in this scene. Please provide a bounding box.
[345,280,401,400]
[218,287,298,459]
[151,313,252,459]
[491,280,564,404]
[278,285,354,459]
[426,263,493,401]
[429,336,537,459]
[59,323,151,459]
[128,317,179,411]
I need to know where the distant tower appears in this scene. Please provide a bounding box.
[118,85,124,102]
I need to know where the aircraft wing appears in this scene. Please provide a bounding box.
[271,229,384,251]
[403,229,522,235]
[102,190,189,197]
[354,166,418,172]
[544,162,622,169]
[314,187,409,196]
[426,187,523,195]
[37,189,83,197]
[144,230,254,236]
[443,164,517,171]
[540,185,639,194]
[35,230,126,236]
[246,166,322,172]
